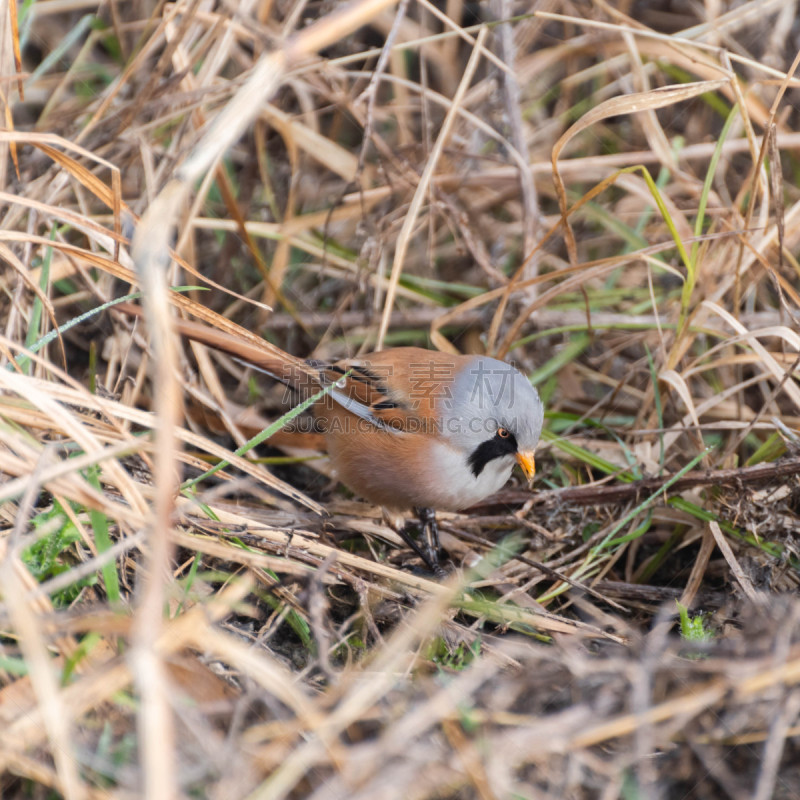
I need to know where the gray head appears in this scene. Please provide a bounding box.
[441,355,544,481]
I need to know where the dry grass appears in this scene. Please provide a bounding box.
[3,0,800,797]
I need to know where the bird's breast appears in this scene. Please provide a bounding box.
[425,439,515,510]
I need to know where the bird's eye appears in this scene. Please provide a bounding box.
[497,427,510,439]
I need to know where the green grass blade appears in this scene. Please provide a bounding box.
[181,374,348,492]
[87,465,121,605]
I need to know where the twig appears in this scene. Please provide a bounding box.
[488,456,800,509]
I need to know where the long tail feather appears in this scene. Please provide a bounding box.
[114,302,320,391]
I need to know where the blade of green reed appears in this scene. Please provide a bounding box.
[24,226,56,370]
[13,287,206,371]
[86,464,121,605]
[588,447,713,557]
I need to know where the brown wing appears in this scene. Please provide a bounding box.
[314,348,471,434]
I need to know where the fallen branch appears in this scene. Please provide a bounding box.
[487,455,800,509]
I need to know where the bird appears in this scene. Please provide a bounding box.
[117,306,544,574]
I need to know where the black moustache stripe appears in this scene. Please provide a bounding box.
[468,430,518,478]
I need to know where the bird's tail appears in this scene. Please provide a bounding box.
[113,302,321,392]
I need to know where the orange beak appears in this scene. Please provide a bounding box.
[515,451,536,487]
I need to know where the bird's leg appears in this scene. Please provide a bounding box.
[392,507,446,577]
[382,509,430,568]
[415,506,440,568]
[397,507,444,578]
[396,524,433,569]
